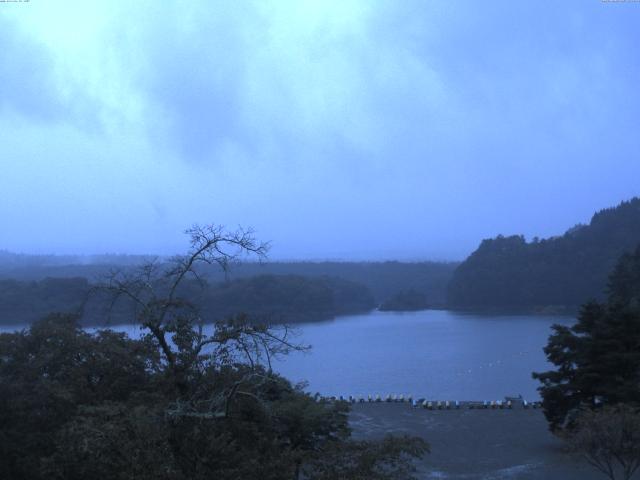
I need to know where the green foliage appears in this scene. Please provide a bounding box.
[0,316,426,480]
[43,403,178,480]
[448,198,640,309]
[0,314,161,480]
[533,246,640,432]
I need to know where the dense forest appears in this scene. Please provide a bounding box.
[0,255,457,305]
[0,277,91,325]
[448,198,640,310]
[0,275,375,327]
[0,315,427,480]
[199,275,375,323]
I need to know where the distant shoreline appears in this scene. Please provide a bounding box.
[0,305,578,330]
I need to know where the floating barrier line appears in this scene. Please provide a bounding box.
[312,394,542,409]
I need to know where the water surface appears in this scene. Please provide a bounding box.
[273,310,574,401]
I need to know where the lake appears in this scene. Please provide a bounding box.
[272,310,574,401]
[1,309,574,401]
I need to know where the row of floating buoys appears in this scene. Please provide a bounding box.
[328,394,447,406]
[470,400,512,409]
[413,399,461,410]
[313,394,543,409]
[316,394,415,404]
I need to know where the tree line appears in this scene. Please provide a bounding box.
[0,274,375,326]
[448,198,640,310]
[0,255,457,306]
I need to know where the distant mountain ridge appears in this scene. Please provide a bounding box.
[447,197,640,310]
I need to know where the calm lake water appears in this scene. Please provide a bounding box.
[272,310,574,401]
[1,310,575,401]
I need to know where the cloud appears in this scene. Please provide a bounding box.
[0,17,64,121]
[1,1,639,259]
[107,1,452,167]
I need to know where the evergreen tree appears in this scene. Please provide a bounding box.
[533,245,640,431]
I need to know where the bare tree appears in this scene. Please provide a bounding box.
[96,224,307,403]
[566,405,640,480]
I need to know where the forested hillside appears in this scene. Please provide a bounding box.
[207,261,456,305]
[0,275,375,326]
[198,275,375,323]
[0,258,457,306]
[447,198,640,309]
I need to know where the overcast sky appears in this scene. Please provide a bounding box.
[1,1,639,261]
